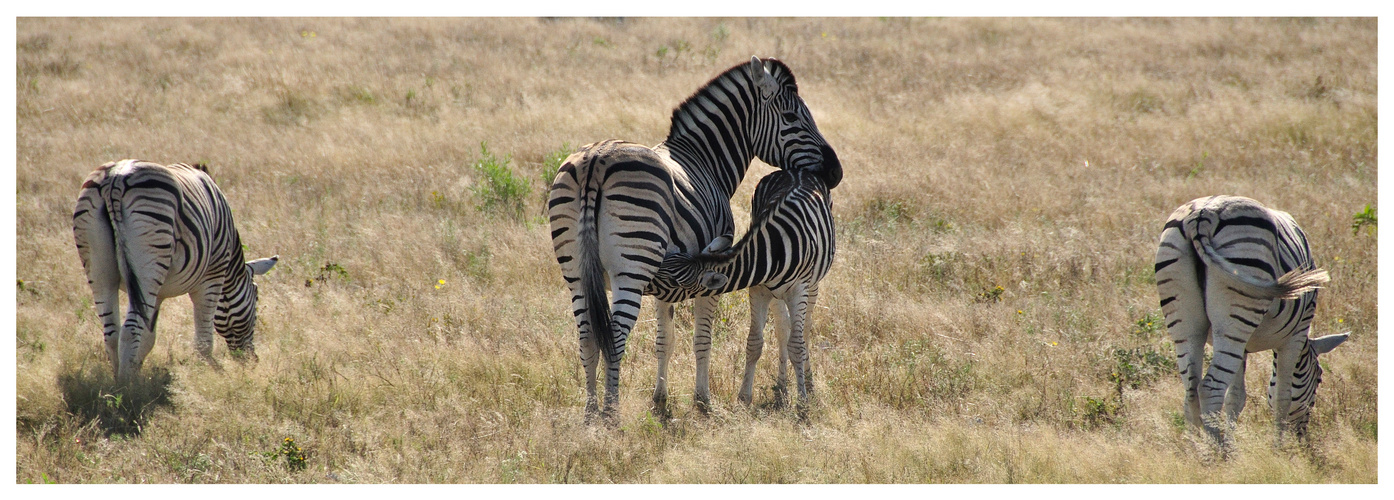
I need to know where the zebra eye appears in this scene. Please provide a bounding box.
[781,112,800,122]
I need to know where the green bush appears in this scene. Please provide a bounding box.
[471,142,529,220]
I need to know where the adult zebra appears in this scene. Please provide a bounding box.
[73,160,278,381]
[651,167,837,406]
[548,57,841,420]
[1154,195,1345,443]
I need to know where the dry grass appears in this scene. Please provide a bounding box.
[14,18,1376,483]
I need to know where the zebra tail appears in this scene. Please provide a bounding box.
[578,196,618,367]
[102,173,148,321]
[1196,237,1328,301]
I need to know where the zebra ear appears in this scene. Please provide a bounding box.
[750,56,778,101]
[1311,332,1348,355]
[246,255,279,276]
[702,235,732,255]
[699,270,730,291]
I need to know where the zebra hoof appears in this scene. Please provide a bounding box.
[694,395,711,415]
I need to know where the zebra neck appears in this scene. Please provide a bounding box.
[662,74,759,198]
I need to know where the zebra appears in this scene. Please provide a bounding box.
[73,159,278,381]
[548,56,841,421]
[1154,195,1345,443]
[650,167,837,406]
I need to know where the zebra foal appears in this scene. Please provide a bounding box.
[651,168,837,405]
[73,160,278,381]
[1154,195,1345,443]
[548,57,840,420]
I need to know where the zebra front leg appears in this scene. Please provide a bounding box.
[739,288,774,405]
[191,286,224,370]
[1267,342,1304,442]
[692,295,718,413]
[652,301,676,414]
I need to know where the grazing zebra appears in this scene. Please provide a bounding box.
[650,168,837,405]
[548,57,841,420]
[1154,195,1345,443]
[73,159,278,381]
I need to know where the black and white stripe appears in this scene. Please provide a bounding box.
[548,57,840,420]
[73,159,277,381]
[1154,195,1344,442]
[651,168,836,405]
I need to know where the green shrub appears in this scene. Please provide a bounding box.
[470,142,529,220]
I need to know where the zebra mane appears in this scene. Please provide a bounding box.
[667,57,798,138]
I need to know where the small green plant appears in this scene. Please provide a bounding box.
[711,23,730,43]
[263,437,308,472]
[1131,311,1164,338]
[1351,204,1376,235]
[470,142,530,220]
[541,143,572,186]
[655,46,669,58]
[1187,151,1208,179]
[1109,346,1172,391]
[976,285,1005,303]
[1079,395,1119,428]
[592,36,611,48]
[305,262,349,287]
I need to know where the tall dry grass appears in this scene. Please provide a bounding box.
[14,18,1376,483]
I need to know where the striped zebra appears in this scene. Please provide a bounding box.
[650,167,836,405]
[548,57,841,420]
[1154,195,1345,443]
[73,159,278,381]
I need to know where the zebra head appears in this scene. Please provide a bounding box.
[217,255,278,359]
[1269,332,1348,439]
[747,56,842,189]
[652,237,733,296]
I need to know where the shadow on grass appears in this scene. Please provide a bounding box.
[57,365,175,437]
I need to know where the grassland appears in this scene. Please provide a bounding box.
[14,18,1377,483]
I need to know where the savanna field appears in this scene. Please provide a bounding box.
[13,18,1378,483]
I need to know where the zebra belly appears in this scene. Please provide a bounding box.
[155,239,219,299]
[1242,298,1303,353]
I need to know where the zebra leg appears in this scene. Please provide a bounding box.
[602,278,649,421]
[692,295,718,413]
[652,301,676,413]
[190,284,224,369]
[1223,351,1248,424]
[802,284,821,397]
[1200,290,1264,443]
[73,189,122,377]
[1155,222,1209,430]
[771,297,792,400]
[577,316,602,420]
[133,298,165,373]
[785,284,812,403]
[1267,341,1303,440]
[739,287,774,405]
